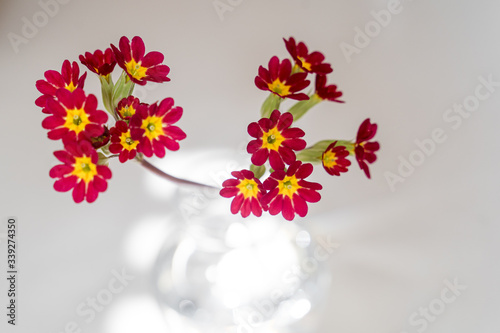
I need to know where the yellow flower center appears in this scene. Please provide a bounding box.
[65,81,77,92]
[141,116,164,141]
[278,175,301,198]
[322,150,339,168]
[261,126,285,151]
[118,105,136,118]
[236,179,260,199]
[268,79,291,96]
[297,57,312,71]
[120,130,139,151]
[63,108,90,134]
[71,156,97,183]
[125,59,148,80]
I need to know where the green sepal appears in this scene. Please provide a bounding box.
[260,93,282,118]
[250,164,266,179]
[296,140,355,164]
[112,71,135,112]
[97,152,110,166]
[99,74,115,118]
[287,93,322,121]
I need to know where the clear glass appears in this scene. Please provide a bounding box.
[152,185,332,332]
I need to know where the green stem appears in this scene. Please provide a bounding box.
[261,93,282,118]
[135,156,218,189]
[99,74,115,119]
[287,94,322,121]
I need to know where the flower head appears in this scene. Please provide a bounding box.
[90,125,110,149]
[220,170,266,218]
[355,118,380,179]
[116,96,140,120]
[284,37,333,75]
[255,56,310,100]
[315,75,344,103]
[109,121,139,163]
[111,36,170,85]
[42,88,108,142]
[130,97,186,158]
[79,48,116,76]
[322,141,351,176]
[50,140,112,203]
[35,60,87,113]
[261,161,322,221]
[247,110,306,170]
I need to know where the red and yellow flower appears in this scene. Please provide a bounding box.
[261,161,322,221]
[247,110,306,170]
[283,37,333,75]
[35,60,87,113]
[79,48,116,76]
[109,121,139,163]
[130,98,186,158]
[255,56,310,100]
[42,88,108,142]
[220,170,266,218]
[116,96,140,120]
[355,118,380,179]
[50,140,112,203]
[111,36,170,85]
[322,141,351,176]
[315,75,344,103]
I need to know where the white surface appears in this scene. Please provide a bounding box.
[0,0,499,332]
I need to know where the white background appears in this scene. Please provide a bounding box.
[0,0,499,332]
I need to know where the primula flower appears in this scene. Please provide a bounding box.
[79,48,116,76]
[42,88,108,142]
[111,36,170,85]
[255,56,310,100]
[261,161,322,221]
[90,126,110,149]
[283,37,333,75]
[315,75,344,103]
[220,170,266,218]
[35,60,87,113]
[109,121,140,163]
[355,118,380,179]
[247,110,306,170]
[322,141,351,176]
[116,96,140,120]
[130,98,186,158]
[50,140,112,203]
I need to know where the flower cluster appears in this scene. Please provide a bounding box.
[221,37,380,220]
[36,36,185,203]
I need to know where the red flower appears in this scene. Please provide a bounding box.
[111,36,170,85]
[354,119,380,179]
[116,96,140,120]
[109,121,139,163]
[50,140,112,203]
[35,60,87,113]
[255,56,310,100]
[79,48,116,76]
[315,75,344,103]
[42,88,108,142]
[247,110,306,170]
[130,98,186,158]
[261,161,322,221]
[90,125,110,149]
[284,37,333,75]
[322,141,351,176]
[220,170,266,218]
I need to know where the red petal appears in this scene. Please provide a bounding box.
[251,148,269,166]
[282,196,295,221]
[53,176,77,192]
[230,194,244,214]
[293,194,308,217]
[72,181,86,203]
